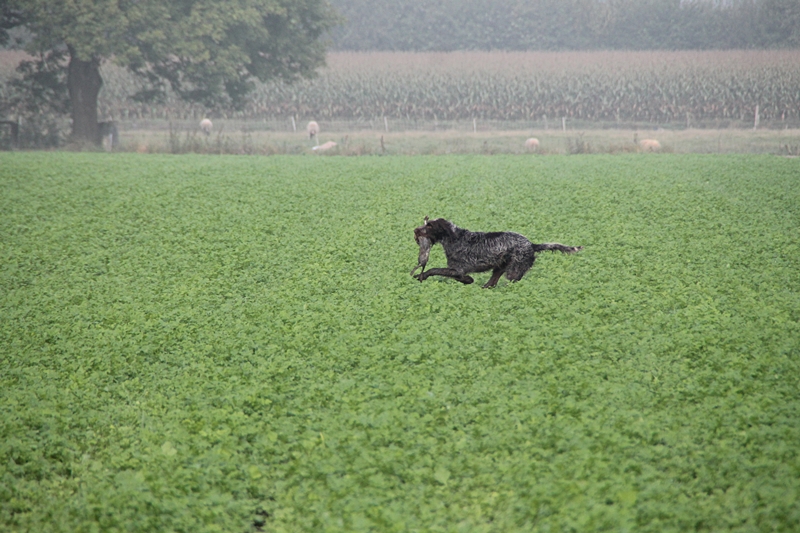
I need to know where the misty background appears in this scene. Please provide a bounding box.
[325,0,800,51]
[1,0,799,152]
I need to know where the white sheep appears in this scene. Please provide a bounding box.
[524,137,540,151]
[312,141,337,152]
[200,118,212,136]
[306,121,319,141]
[639,139,661,152]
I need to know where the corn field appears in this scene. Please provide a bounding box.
[5,50,799,128]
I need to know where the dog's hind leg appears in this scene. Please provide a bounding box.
[415,268,474,284]
[505,256,535,283]
[482,268,506,288]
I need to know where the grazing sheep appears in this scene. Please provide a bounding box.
[634,132,661,152]
[312,141,337,152]
[524,137,540,151]
[200,118,212,136]
[307,121,319,141]
[639,139,661,152]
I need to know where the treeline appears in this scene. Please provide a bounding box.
[327,0,800,51]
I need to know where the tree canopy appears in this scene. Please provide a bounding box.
[1,0,340,143]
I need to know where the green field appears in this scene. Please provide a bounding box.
[1,153,799,532]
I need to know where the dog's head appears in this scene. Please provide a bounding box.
[413,217,455,245]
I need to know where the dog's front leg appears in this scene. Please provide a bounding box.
[415,268,474,284]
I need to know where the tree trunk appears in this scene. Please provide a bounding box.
[67,48,103,144]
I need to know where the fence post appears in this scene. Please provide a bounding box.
[291,116,296,132]
[754,105,759,131]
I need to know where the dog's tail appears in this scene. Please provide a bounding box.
[533,243,583,254]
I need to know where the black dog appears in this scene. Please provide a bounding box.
[412,218,581,288]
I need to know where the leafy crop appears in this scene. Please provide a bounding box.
[247,51,800,125]
[86,50,800,128]
[1,153,799,532]
[5,50,800,132]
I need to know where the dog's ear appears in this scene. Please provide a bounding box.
[425,218,455,240]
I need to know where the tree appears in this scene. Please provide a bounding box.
[755,0,800,47]
[2,0,339,144]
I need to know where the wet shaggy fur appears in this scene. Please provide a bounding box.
[413,218,582,288]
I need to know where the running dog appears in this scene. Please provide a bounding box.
[412,218,581,288]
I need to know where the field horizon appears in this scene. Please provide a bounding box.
[113,123,800,156]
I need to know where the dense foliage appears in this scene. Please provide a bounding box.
[1,153,799,532]
[0,0,339,142]
[328,0,800,51]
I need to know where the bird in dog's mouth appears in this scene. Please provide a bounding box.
[410,216,431,277]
